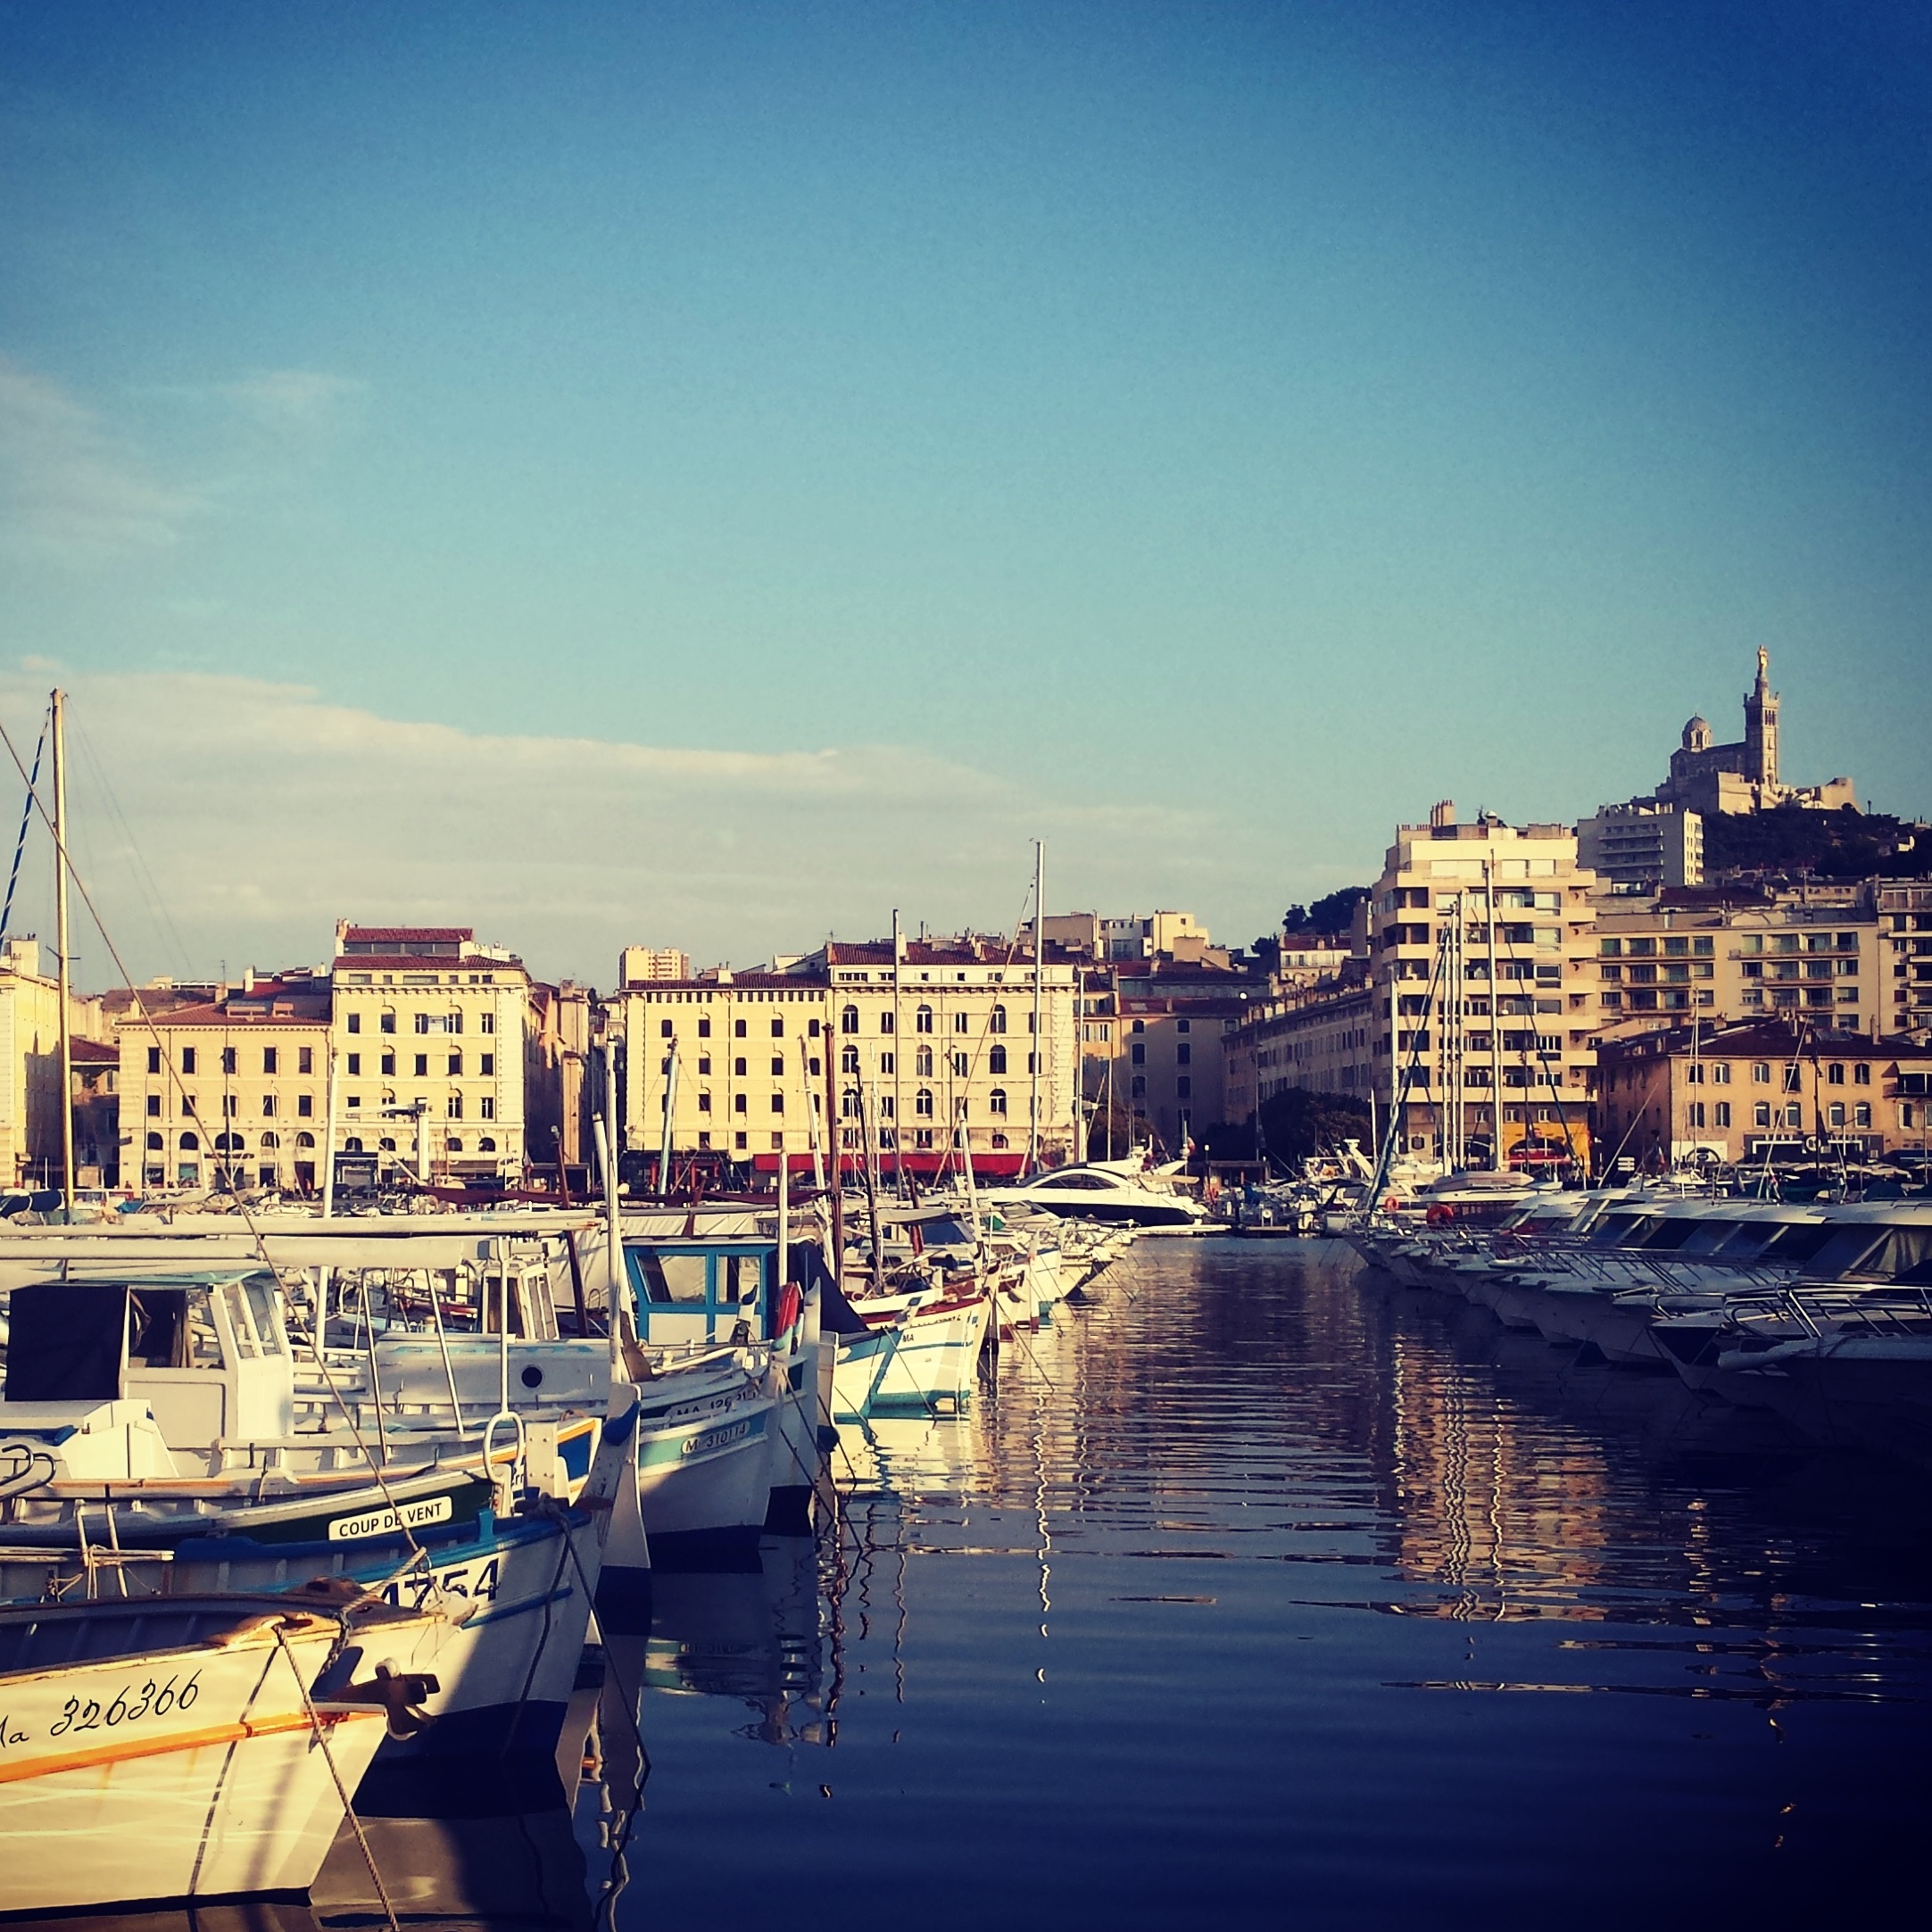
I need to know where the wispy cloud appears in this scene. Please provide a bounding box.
[211,369,368,441]
[0,355,199,558]
[0,668,1226,988]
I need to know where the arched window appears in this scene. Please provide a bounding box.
[343,1136,364,1152]
[145,1131,162,1150]
[989,1004,1007,1034]
[991,1132,1009,1148]
[260,1132,280,1149]
[213,1132,245,1153]
[378,1137,397,1152]
[841,1005,858,1035]
[988,1044,1007,1074]
[841,1044,860,1074]
[915,1045,933,1077]
[178,1132,200,1151]
[915,1005,933,1034]
[478,1136,497,1152]
[989,1088,1007,1116]
[841,1089,861,1119]
[915,1088,934,1118]
[447,1137,463,1152]
[295,1131,316,1148]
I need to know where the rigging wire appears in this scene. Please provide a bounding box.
[0,711,46,946]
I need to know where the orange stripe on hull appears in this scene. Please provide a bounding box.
[0,1706,378,1786]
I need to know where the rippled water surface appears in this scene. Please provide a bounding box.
[284,1239,1932,1932]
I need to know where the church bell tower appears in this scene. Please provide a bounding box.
[1745,646,1779,790]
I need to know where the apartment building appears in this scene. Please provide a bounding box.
[116,972,333,1192]
[615,938,1081,1178]
[1222,983,1377,1133]
[1593,885,1883,1039]
[1596,1020,1932,1167]
[0,937,67,1189]
[1370,808,1601,1169]
[1576,800,1704,891]
[328,925,531,1183]
[1881,882,1932,1039]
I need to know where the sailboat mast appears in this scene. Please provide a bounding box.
[51,689,73,1212]
[1027,839,1043,1171]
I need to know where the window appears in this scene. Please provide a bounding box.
[770,1056,784,1076]
[296,1131,315,1148]
[346,1053,361,1075]
[916,1046,933,1076]
[951,1051,969,1078]
[145,1093,160,1116]
[879,1012,894,1034]
[735,1132,748,1150]
[446,1137,463,1152]
[841,1044,860,1074]
[1132,1043,1146,1065]
[179,1132,199,1150]
[298,1094,313,1117]
[1783,1065,1801,1092]
[1783,1101,1802,1128]
[299,1046,314,1074]
[1753,1102,1771,1128]
[1711,1063,1730,1084]
[479,1136,497,1151]
[771,1092,784,1114]
[448,1052,462,1076]
[446,1094,463,1119]
[734,1018,747,1038]
[1752,1062,1770,1084]
[989,1088,1007,1115]
[1131,1075,1146,1099]
[989,1044,1007,1074]
[261,1094,277,1116]
[916,1088,934,1118]
[1713,1101,1730,1128]
[699,1091,712,1113]
[479,1097,494,1120]
[347,1013,361,1035]
[146,1045,162,1074]
[1176,1076,1191,1099]
[954,1011,970,1034]
[262,1047,278,1074]
[771,1016,784,1038]
[1176,1043,1191,1066]
[220,1046,236,1074]
[989,1005,1007,1034]
[916,1005,933,1033]
[697,1016,710,1038]
[1854,1102,1870,1129]
[660,1018,674,1038]
[1687,1101,1705,1129]
[1854,1063,1871,1085]
[380,1009,395,1034]
[841,1090,860,1119]
[1828,1063,1845,1085]
[414,1053,428,1077]
[734,1056,748,1077]
[879,1051,894,1074]
[841,1005,858,1035]
[734,1094,748,1114]
[381,1051,395,1075]
[1828,1102,1846,1128]
[145,1131,162,1149]
[181,1047,197,1074]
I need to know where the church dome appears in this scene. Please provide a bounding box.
[1681,715,1712,751]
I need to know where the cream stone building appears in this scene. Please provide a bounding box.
[0,938,75,1188]
[327,925,531,1184]
[615,939,1081,1179]
[1370,808,1601,1169]
[116,972,333,1193]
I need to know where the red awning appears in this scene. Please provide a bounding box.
[749,1151,1027,1180]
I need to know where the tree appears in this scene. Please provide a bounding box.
[1306,885,1369,938]
[1256,1089,1373,1167]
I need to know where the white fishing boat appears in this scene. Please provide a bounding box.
[981,1164,1207,1230]
[0,1592,437,1912]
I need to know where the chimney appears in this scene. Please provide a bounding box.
[1430,800,1455,829]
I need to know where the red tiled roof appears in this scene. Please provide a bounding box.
[70,1038,120,1064]
[113,999,331,1029]
[343,926,473,944]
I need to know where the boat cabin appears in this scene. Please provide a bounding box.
[623,1240,781,1350]
[1,1273,294,1453]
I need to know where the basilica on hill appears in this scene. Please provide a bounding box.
[1655,647,1858,817]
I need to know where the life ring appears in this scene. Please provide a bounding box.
[1424,1203,1457,1228]
[1384,1195,1402,1214]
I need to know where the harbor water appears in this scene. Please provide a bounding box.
[167,1238,1932,1931]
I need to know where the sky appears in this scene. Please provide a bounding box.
[2,1,1928,989]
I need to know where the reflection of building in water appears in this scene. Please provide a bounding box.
[1380,1336,1618,1620]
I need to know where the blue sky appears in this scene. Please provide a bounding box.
[3,2,1928,984]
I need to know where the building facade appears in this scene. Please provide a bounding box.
[0,938,67,1189]
[328,925,531,1185]
[1596,1020,1932,1168]
[1576,800,1704,891]
[615,939,1081,1178]
[115,974,334,1193]
[1370,810,1601,1169]
[1881,882,1932,1040]
[1655,649,1856,817]
[1221,982,1377,1139]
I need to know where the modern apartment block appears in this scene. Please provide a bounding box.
[1592,885,1884,1039]
[614,938,1081,1178]
[1881,882,1932,1040]
[1576,799,1704,891]
[1370,808,1601,1168]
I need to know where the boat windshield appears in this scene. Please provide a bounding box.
[1587,1213,1654,1248]
[1738,1221,1835,1265]
[1632,1218,1722,1252]
[1671,1219,1745,1255]
[1803,1223,1932,1284]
